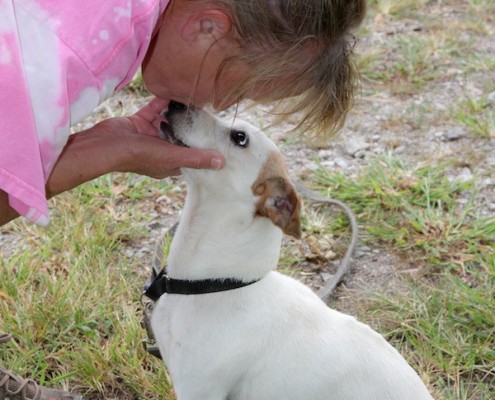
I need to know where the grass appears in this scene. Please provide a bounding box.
[367,0,429,16]
[452,96,495,138]
[371,264,495,400]
[1,174,175,399]
[348,11,495,396]
[304,156,495,399]
[358,0,495,94]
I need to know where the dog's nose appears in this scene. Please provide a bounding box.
[169,101,188,111]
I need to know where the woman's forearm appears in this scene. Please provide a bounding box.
[0,111,224,227]
[0,123,123,227]
[45,122,124,198]
[0,189,20,226]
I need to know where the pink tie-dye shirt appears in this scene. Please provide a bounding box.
[0,0,169,226]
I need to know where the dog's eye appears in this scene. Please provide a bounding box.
[230,130,249,148]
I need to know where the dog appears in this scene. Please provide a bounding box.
[151,101,434,400]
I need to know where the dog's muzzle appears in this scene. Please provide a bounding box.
[159,101,190,147]
[159,121,189,148]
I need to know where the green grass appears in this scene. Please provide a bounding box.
[349,11,495,396]
[366,0,429,17]
[1,174,175,399]
[452,96,495,138]
[358,0,495,95]
[305,157,495,399]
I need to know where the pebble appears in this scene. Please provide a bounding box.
[439,127,466,142]
[306,162,319,171]
[318,149,335,158]
[321,273,335,282]
[343,138,370,157]
[321,161,335,169]
[480,178,493,187]
[147,221,165,231]
[335,158,350,169]
[354,246,372,259]
[486,156,495,166]
[457,167,473,183]
[394,145,405,154]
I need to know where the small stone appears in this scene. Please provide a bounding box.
[343,138,370,157]
[335,158,350,169]
[147,221,165,231]
[321,273,335,282]
[457,167,473,182]
[306,162,319,171]
[321,160,336,169]
[325,250,337,260]
[440,127,466,142]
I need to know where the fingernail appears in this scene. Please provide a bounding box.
[210,158,223,170]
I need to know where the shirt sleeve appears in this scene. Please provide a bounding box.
[0,0,52,226]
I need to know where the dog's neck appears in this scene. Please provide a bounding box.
[166,182,283,282]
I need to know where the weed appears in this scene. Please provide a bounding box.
[452,96,495,138]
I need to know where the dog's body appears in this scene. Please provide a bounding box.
[151,103,433,400]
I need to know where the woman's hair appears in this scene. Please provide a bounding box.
[210,0,367,141]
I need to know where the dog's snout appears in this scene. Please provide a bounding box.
[165,101,189,121]
[161,101,194,148]
[169,101,188,112]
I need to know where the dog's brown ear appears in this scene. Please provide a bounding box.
[253,177,302,238]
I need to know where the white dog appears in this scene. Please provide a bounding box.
[151,102,433,400]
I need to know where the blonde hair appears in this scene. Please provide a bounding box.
[209,0,367,140]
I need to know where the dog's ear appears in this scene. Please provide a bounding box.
[253,177,302,239]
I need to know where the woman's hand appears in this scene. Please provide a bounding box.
[46,98,225,197]
[2,98,224,226]
[109,97,225,177]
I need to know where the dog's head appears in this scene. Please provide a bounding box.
[160,101,301,238]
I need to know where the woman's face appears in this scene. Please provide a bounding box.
[141,2,301,111]
[141,2,238,110]
[142,33,264,110]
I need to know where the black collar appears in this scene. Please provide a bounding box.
[144,268,260,301]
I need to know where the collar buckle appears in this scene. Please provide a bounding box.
[164,275,172,293]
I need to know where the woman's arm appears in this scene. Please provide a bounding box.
[0,190,19,226]
[0,99,224,227]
